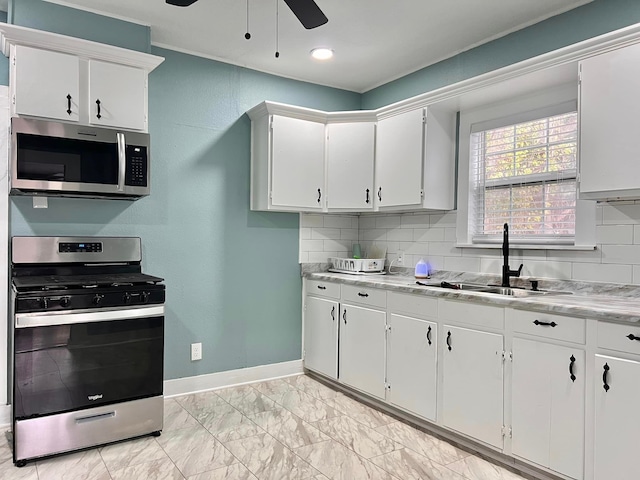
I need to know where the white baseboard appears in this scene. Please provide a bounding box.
[0,405,10,427]
[163,359,304,398]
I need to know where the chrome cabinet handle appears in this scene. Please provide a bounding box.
[116,132,126,192]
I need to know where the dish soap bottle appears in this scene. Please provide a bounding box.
[415,258,430,279]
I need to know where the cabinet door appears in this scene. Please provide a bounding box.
[594,355,640,480]
[375,109,424,208]
[14,45,80,122]
[89,60,146,131]
[339,303,386,399]
[271,116,325,210]
[387,313,437,421]
[442,325,503,448]
[512,339,584,479]
[326,122,375,210]
[579,43,640,199]
[303,296,338,379]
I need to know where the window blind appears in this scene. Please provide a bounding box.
[470,111,578,244]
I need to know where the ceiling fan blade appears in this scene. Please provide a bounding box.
[166,0,199,6]
[283,0,328,29]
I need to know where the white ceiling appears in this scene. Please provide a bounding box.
[42,0,593,93]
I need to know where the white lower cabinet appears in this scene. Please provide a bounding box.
[442,325,504,448]
[303,296,338,379]
[339,303,386,399]
[386,313,437,421]
[594,354,640,480]
[512,338,585,479]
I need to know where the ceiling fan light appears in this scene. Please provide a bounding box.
[311,48,334,60]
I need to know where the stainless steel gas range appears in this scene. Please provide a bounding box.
[10,236,165,467]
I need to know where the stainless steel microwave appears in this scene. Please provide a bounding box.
[10,117,151,200]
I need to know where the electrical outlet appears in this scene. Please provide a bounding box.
[397,251,404,265]
[191,342,202,361]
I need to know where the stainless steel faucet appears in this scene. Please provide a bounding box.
[502,223,523,287]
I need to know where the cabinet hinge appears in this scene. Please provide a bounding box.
[385,324,391,333]
[385,382,391,391]
[269,118,274,131]
[509,351,513,362]
[501,351,507,362]
[420,189,424,198]
[12,56,15,66]
[12,94,15,105]
[422,115,426,124]
[502,426,512,438]
[269,190,273,199]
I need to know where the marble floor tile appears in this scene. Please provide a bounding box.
[110,457,185,480]
[313,415,399,459]
[369,448,468,480]
[186,462,258,480]
[295,439,399,480]
[251,378,298,403]
[164,398,201,432]
[200,408,264,443]
[156,426,237,478]
[447,455,527,480]
[99,435,169,473]
[175,391,236,422]
[224,432,321,480]
[36,449,111,480]
[375,421,471,466]
[277,389,340,423]
[0,446,38,480]
[285,375,339,401]
[215,385,279,416]
[249,407,330,449]
[324,393,395,429]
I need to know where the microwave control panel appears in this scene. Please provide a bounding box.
[125,145,148,187]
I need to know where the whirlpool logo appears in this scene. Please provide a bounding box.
[88,394,103,401]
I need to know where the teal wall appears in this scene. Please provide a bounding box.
[8,1,360,380]
[363,0,640,108]
[8,0,640,381]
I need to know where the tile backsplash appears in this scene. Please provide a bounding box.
[301,201,640,285]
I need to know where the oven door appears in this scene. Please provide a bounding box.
[13,305,164,420]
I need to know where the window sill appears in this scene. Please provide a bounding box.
[456,243,596,251]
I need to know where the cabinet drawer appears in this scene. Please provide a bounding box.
[597,321,640,355]
[388,292,438,319]
[306,279,340,299]
[510,309,585,344]
[439,299,504,330]
[341,284,386,308]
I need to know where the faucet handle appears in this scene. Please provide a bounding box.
[516,264,523,276]
[529,279,539,291]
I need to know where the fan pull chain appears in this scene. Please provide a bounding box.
[275,0,280,58]
[244,0,251,39]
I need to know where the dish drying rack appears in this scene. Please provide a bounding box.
[328,257,385,274]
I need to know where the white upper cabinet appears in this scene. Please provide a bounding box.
[88,60,146,131]
[250,107,326,212]
[14,46,80,122]
[375,108,424,209]
[1,24,163,132]
[326,121,375,211]
[579,42,640,200]
[376,107,455,211]
[248,101,454,213]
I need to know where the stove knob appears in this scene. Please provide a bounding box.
[60,297,70,308]
[92,294,103,306]
[123,292,132,304]
[40,297,49,309]
[141,292,150,304]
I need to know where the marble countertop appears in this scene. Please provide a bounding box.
[305,271,640,325]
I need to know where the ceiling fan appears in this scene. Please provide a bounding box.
[165,0,328,29]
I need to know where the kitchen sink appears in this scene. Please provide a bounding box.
[416,281,572,297]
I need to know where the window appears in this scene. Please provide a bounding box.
[456,86,596,249]
[470,111,578,244]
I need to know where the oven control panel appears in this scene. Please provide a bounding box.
[59,242,103,253]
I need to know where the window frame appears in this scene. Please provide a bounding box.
[456,84,596,249]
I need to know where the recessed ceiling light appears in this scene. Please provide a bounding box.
[311,48,334,60]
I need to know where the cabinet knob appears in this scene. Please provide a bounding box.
[96,99,102,119]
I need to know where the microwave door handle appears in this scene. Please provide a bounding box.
[117,132,126,192]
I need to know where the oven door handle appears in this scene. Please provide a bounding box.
[15,305,164,328]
